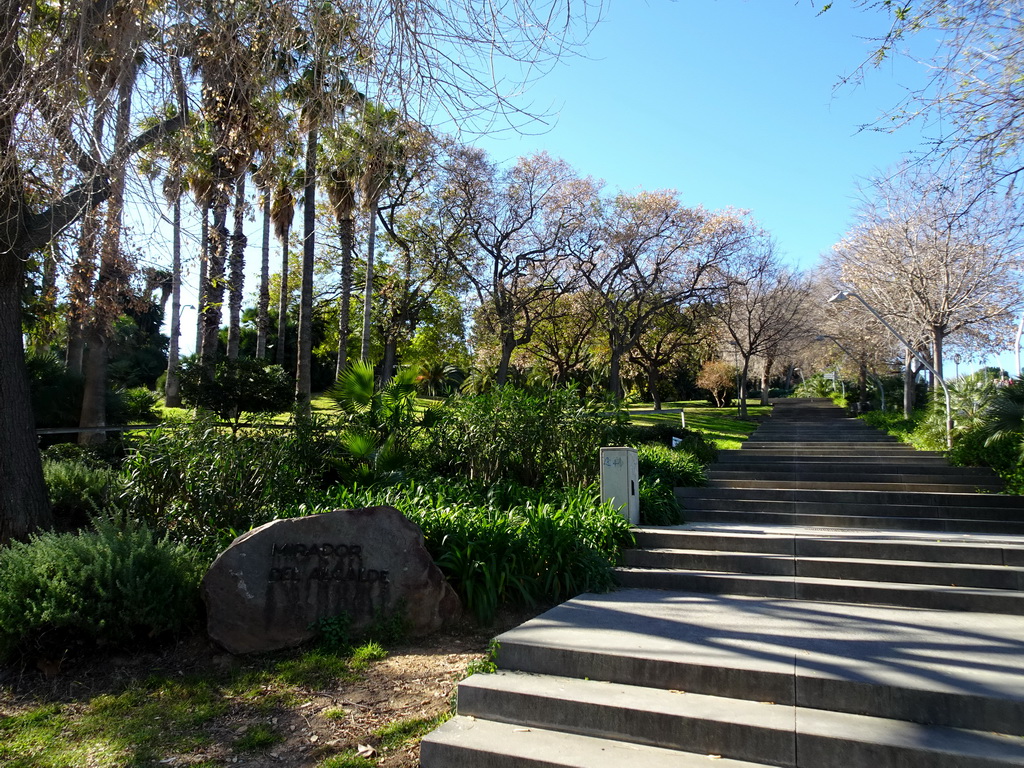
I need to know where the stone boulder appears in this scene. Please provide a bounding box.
[202,506,461,654]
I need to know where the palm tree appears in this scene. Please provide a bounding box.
[270,178,297,367]
[226,172,248,360]
[354,103,405,364]
[322,131,361,380]
[251,165,273,359]
[163,169,185,406]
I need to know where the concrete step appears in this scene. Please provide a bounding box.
[678,486,1024,512]
[451,670,1024,768]
[709,465,1000,478]
[744,439,901,447]
[621,548,1024,590]
[420,716,774,768]
[678,498,1024,524]
[492,589,1024,735]
[682,507,1024,535]
[742,442,909,450]
[705,478,1000,493]
[613,567,1024,614]
[630,528,1024,566]
[705,468,999,486]
[714,451,950,465]
[738,448,931,457]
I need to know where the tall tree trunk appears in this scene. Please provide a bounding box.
[648,363,662,411]
[360,202,378,362]
[79,71,135,445]
[381,339,397,384]
[67,205,101,374]
[33,244,59,354]
[196,207,209,355]
[227,173,246,360]
[608,345,623,399]
[295,126,317,409]
[275,225,290,366]
[496,331,516,387]
[760,357,773,406]
[0,249,52,542]
[165,195,183,407]
[859,359,868,409]
[0,0,50,542]
[256,191,271,359]
[738,357,750,418]
[335,216,354,380]
[932,324,944,383]
[67,110,106,374]
[78,325,108,445]
[200,194,229,373]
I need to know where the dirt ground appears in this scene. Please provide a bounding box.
[0,608,544,768]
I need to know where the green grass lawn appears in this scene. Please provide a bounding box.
[628,400,771,450]
[156,394,772,450]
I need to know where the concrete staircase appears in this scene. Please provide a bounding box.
[421,398,1024,767]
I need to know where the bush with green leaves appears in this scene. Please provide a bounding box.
[793,374,836,399]
[43,459,120,526]
[121,415,342,553]
[0,516,203,662]
[636,443,707,488]
[310,479,633,624]
[178,356,293,430]
[26,351,84,428]
[632,443,708,525]
[118,386,161,423]
[422,385,622,488]
[328,361,442,483]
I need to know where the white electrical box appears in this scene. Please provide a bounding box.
[600,446,639,524]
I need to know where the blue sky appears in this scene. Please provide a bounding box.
[474,0,931,270]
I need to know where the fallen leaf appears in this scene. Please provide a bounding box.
[357,744,377,758]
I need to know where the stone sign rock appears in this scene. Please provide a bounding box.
[202,506,461,654]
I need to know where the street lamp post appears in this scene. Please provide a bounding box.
[828,291,952,448]
[728,341,741,415]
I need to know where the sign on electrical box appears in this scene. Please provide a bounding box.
[600,446,639,524]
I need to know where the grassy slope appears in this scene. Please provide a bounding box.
[628,400,770,450]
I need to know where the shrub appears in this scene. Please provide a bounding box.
[43,459,120,526]
[119,386,161,423]
[793,374,835,399]
[315,479,633,624]
[636,443,707,488]
[329,362,442,483]
[695,360,735,407]
[26,351,83,428]
[638,477,682,526]
[178,357,293,430]
[422,386,622,488]
[0,517,203,662]
[121,415,342,553]
[632,443,708,526]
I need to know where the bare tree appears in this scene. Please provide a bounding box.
[573,191,745,398]
[441,148,584,385]
[716,231,813,417]
[828,168,1023,381]
[835,0,1024,194]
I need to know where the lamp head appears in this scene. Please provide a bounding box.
[814,335,827,341]
[827,291,849,303]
